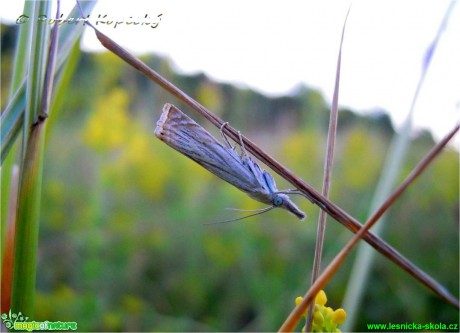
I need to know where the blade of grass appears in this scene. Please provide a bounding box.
[53,1,95,70]
[1,166,19,314]
[46,39,82,140]
[342,3,456,329]
[1,0,35,262]
[40,1,60,120]
[3,0,96,317]
[10,0,56,317]
[10,122,46,317]
[279,123,460,332]
[22,1,51,153]
[1,85,26,163]
[91,26,459,308]
[0,1,96,164]
[9,1,35,91]
[306,7,350,332]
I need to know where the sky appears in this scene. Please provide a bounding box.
[1,0,459,146]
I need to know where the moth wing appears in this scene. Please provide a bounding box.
[155,104,267,197]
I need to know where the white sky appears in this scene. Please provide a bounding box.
[2,1,459,146]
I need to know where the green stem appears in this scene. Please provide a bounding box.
[11,121,46,317]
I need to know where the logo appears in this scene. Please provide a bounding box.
[1,310,77,331]
[1,310,29,329]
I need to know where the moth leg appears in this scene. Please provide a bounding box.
[279,189,303,195]
[237,131,251,160]
[219,122,235,149]
[276,189,315,204]
[220,123,249,157]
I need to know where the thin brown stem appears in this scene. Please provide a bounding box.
[279,123,460,332]
[306,8,349,332]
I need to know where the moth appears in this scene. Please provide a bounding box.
[154,103,305,222]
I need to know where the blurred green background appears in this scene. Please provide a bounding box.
[1,24,459,331]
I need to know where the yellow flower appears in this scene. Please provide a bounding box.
[295,290,346,332]
[315,289,327,306]
[332,308,347,325]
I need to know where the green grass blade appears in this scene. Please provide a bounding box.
[46,40,82,138]
[0,1,96,163]
[9,1,35,92]
[1,84,26,163]
[1,0,35,262]
[10,123,46,317]
[22,1,51,139]
[56,1,96,68]
[10,0,52,318]
[8,0,97,318]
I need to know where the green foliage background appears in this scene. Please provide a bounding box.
[1,25,459,331]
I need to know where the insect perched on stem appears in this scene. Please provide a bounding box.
[154,103,306,223]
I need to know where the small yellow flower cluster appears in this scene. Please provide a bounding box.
[295,290,346,332]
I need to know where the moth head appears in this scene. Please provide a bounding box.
[272,193,306,220]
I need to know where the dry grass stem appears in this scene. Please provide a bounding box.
[279,123,460,332]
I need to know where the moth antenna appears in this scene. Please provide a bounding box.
[225,207,274,212]
[204,206,274,225]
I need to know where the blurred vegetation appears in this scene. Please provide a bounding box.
[1,24,459,331]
